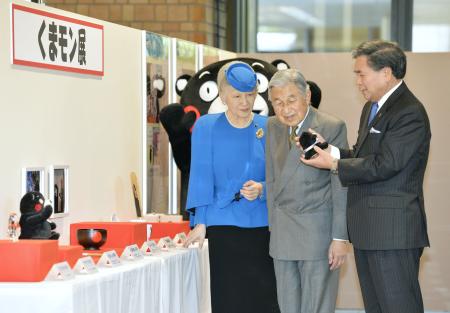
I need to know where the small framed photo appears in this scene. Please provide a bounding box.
[48,165,69,217]
[21,167,45,196]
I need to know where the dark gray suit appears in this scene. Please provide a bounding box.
[338,82,431,313]
[266,107,348,313]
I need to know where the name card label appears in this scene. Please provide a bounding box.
[121,244,144,261]
[141,240,160,255]
[74,256,98,274]
[98,250,121,267]
[158,236,176,250]
[173,232,187,246]
[45,261,74,281]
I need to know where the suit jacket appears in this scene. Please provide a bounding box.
[186,113,269,228]
[338,82,431,250]
[266,107,348,260]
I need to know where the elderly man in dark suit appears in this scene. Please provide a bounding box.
[266,68,349,313]
[302,40,431,313]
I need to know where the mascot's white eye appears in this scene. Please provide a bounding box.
[256,72,269,93]
[176,78,189,93]
[199,81,219,102]
[153,78,164,91]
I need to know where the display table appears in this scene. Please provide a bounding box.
[70,222,147,249]
[0,242,211,313]
[0,240,59,282]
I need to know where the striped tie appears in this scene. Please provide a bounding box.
[289,126,298,148]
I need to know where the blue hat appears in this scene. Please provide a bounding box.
[225,63,257,92]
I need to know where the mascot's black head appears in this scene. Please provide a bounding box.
[307,80,322,109]
[175,58,289,123]
[20,191,45,214]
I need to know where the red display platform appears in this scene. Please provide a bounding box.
[58,245,83,267]
[149,221,190,240]
[0,240,58,282]
[70,222,147,249]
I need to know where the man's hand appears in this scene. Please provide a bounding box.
[328,240,348,270]
[300,145,335,169]
[240,180,263,201]
[183,224,206,248]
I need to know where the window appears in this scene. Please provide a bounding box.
[413,0,450,52]
[256,0,391,52]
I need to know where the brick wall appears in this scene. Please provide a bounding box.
[45,0,227,48]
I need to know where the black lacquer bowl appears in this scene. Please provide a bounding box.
[77,228,107,250]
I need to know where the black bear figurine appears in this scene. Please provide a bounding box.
[299,131,329,160]
[19,191,60,240]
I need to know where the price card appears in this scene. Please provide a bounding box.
[74,256,98,274]
[98,250,122,267]
[158,236,176,250]
[121,244,144,261]
[141,240,160,255]
[173,232,187,246]
[45,261,74,281]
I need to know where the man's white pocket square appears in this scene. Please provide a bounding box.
[369,127,381,134]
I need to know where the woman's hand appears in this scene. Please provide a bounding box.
[240,180,263,201]
[183,224,206,248]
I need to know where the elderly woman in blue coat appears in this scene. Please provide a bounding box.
[184,61,279,313]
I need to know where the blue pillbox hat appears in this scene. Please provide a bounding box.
[225,63,257,92]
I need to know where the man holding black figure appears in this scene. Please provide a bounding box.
[302,40,431,313]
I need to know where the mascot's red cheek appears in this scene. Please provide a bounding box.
[92,231,102,243]
[183,105,200,132]
[34,204,42,212]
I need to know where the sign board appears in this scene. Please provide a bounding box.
[141,240,160,255]
[11,3,104,76]
[74,256,98,274]
[173,232,187,246]
[121,244,144,261]
[45,261,74,281]
[158,236,176,250]
[98,250,121,267]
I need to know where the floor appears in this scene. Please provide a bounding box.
[336,311,449,313]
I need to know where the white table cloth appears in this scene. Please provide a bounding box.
[0,243,211,313]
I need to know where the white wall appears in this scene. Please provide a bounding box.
[0,0,144,244]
